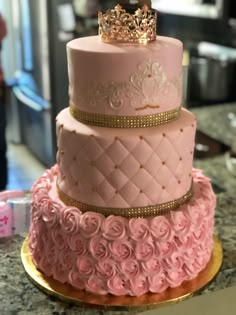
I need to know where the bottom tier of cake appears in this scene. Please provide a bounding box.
[29,166,215,297]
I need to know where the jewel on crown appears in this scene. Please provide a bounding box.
[98,2,157,44]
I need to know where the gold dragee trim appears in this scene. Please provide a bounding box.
[69,104,181,128]
[57,183,193,219]
[136,105,160,111]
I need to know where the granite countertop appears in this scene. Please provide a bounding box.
[1,104,236,315]
[192,102,236,148]
[192,102,236,195]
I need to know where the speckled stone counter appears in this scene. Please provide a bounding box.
[192,102,236,195]
[192,102,236,147]
[1,105,236,315]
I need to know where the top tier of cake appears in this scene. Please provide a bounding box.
[67,35,183,118]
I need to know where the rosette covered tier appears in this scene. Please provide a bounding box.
[30,167,215,296]
[28,1,216,297]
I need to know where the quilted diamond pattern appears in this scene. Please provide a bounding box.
[56,108,196,208]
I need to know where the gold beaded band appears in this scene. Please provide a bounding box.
[57,183,193,219]
[69,104,181,128]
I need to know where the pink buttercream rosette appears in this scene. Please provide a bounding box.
[29,166,215,296]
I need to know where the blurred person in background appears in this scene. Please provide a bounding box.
[0,13,7,190]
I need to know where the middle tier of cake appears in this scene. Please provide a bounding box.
[56,108,196,212]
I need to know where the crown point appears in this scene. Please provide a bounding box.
[143,4,149,12]
[135,8,143,17]
[115,4,122,11]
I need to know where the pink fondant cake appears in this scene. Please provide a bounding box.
[29,5,216,297]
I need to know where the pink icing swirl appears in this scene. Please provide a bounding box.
[31,247,41,267]
[129,218,150,241]
[43,168,55,182]
[29,222,46,254]
[68,235,87,256]
[42,199,60,227]
[193,222,207,244]
[76,256,95,278]
[32,187,49,204]
[38,256,52,277]
[97,259,117,279]
[31,202,42,222]
[31,174,51,196]
[170,210,191,236]
[141,258,162,276]
[148,273,169,293]
[52,263,68,283]
[162,252,183,270]
[102,216,127,240]
[59,250,75,270]
[109,239,133,261]
[80,212,103,238]
[41,229,51,244]
[86,275,107,295]
[89,237,110,260]
[129,275,148,296]
[202,196,216,218]
[120,260,140,279]
[207,217,214,231]
[107,275,129,296]
[135,239,155,261]
[159,240,176,257]
[28,226,38,252]
[183,255,208,279]
[60,206,81,234]
[69,268,85,290]
[150,216,172,242]
[174,234,196,258]
[184,200,204,228]
[207,236,214,253]
[166,269,186,288]
[193,255,208,270]
[192,168,207,182]
[46,243,59,265]
[51,226,68,250]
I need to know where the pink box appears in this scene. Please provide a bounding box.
[0,201,12,237]
[0,190,25,202]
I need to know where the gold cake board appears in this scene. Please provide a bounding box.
[21,236,222,311]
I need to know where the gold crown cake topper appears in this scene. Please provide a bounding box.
[98,2,157,44]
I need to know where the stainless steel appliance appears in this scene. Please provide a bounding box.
[5,0,74,166]
[188,42,236,106]
[2,0,135,166]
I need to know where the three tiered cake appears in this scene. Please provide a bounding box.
[29,3,216,296]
